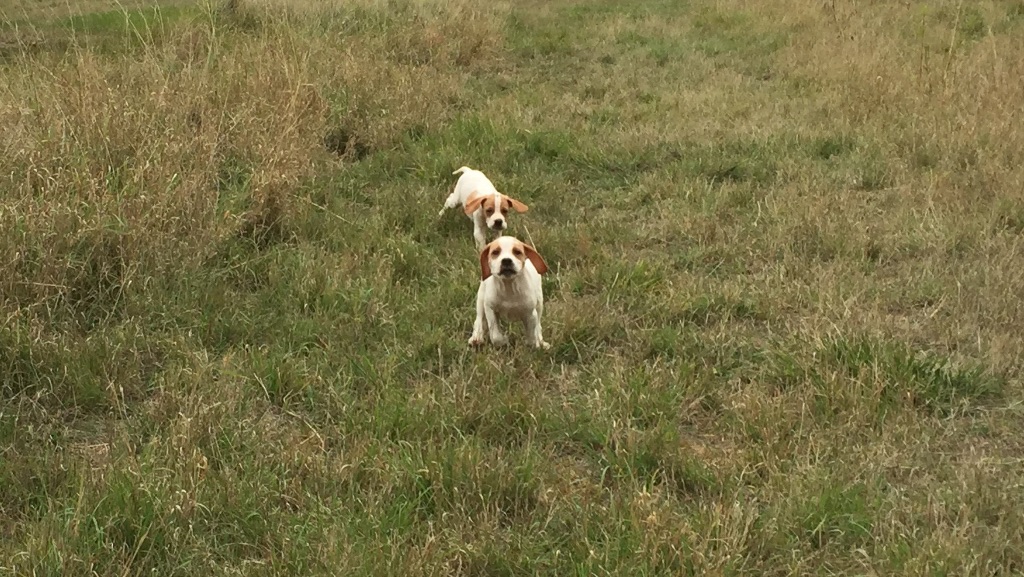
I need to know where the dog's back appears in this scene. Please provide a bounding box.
[453,167,497,198]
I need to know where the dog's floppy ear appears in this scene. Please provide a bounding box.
[523,243,548,275]
[479,242,494,281]
[464,192,485,216]
[504,196,529,213]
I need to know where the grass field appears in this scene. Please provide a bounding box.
[2,0,1023,574]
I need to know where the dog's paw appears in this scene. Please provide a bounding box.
[468,334,485,347]
[529,339,550,350]
[490,334,509,347]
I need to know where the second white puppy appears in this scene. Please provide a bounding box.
[469,236,550,349]
[439,166,529,250]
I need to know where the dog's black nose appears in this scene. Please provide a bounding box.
[501,257,513,267]
[493,218,504,228]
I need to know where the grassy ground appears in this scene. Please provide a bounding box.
[2,0,1023,574]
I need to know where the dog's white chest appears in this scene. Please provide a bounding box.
[493,296,533,319]
[488,281,538,320]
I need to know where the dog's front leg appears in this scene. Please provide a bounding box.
[524,309,550,350]
[472,213,488,251]
[469,288,488,346]
[485,306,507,346]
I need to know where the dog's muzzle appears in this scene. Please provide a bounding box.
[498,259,517,277]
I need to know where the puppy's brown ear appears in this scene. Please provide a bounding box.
[523,244,548,275]
[464,192,485,216]
[505,196,529,213]
[480,242,494,281]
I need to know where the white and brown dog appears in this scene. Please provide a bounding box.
[469,236,550,349]
[439,166,529,250]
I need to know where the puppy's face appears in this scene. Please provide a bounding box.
[480,236,549,281]
[465,193,529,232]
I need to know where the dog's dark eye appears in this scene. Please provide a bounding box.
[492,250,501,257]
[512,249,523,257]
[486,208,494,215]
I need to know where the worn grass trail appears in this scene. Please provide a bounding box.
[1,0,1023,574]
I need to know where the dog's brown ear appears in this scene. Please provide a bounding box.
[523,243,548,275]
[505,196,529,213]
[480,242,494,281]
[464,192,485,216]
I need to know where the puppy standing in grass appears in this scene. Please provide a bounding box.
[439,166,529,250]
[469,236,551,349]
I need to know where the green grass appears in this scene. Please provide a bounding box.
[0,2,195,56]
[1,0,1023,574]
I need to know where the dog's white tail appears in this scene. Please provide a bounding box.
[452,166,473,176]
